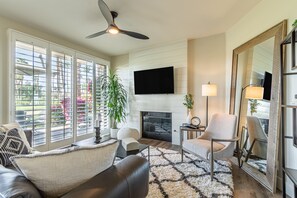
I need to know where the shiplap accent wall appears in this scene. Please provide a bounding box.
[127,40,188,145]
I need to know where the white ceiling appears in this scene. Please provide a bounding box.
[0,0,261,56]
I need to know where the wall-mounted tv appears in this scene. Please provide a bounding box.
[262,71,272,101]
[134,66,174,94]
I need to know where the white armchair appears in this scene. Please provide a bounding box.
[181,113,240,181]
[241,116,268,162]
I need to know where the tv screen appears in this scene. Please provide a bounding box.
[262,71,272,101]
[134,66,174,94]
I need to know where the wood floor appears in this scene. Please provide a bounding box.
[139,138,282,198]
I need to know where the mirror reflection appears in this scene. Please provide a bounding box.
[236,37,274,175]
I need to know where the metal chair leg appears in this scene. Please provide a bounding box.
[211,141,214,181]
[245,139,256,162]
[236,141,242,168]
[181,149,184,162]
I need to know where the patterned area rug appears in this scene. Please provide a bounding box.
[137,147,234,198]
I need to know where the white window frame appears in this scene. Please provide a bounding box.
[8,29,110,151]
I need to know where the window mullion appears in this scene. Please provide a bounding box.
[46,45,52,150]
[73,54,77,142]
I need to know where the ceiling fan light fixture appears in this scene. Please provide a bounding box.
[108,26,119,34]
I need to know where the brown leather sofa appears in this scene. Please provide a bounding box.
[0,131,149,198]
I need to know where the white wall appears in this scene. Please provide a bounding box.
[0,16,110,124]
[112,40,188,145]
[225,0,297,196]
[111,36,227,145]
[188,34,226,125]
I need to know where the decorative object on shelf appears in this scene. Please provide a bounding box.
[202,82,217,126]
[191,116,201,127]
[94,113,102,143]
[249,99,260,116]
[236,84,263,136]
[183,94,194,124]
[99,70,127,138]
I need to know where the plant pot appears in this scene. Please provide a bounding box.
[110,128,119,139]
[186,110,192,124]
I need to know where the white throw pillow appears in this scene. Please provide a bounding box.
[11,139,119,198]
[0,123,33,153]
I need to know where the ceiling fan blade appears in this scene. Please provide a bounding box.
[98,0,114,26]
[86,30,106,39]
[119,29,149,40]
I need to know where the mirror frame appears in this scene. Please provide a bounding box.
[229,20,287,192]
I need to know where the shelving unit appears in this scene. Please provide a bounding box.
[280,26,297,198]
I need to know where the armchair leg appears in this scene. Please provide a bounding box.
[210,156,214,181]
[245,140,256,162]
[181,149,184,162]
[236,141,242,168]
[211,143,214,181]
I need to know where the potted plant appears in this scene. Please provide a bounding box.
[100,70,127,138]
[249,99,260,116]
[183,94,194,124]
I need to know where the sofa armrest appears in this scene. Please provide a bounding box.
[0,166,42,198]
[61,155,149,198]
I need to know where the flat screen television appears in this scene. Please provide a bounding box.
[134,66,174,94]
[262,71,272,101]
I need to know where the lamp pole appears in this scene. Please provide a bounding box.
[236,84,259,137]
[202,82,217,127]
[206,95,209,127]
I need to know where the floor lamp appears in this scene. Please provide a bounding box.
[236,84,264,137]
[202,82,217,127]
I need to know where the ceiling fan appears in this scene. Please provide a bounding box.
[86,0,149,40]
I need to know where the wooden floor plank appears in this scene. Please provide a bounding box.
[139,138,282,198]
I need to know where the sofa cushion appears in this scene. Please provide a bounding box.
[0,128,30,166]
[0,123,33,153]
[11,139,119,198]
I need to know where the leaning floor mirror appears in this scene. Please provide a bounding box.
[229,20,287,193]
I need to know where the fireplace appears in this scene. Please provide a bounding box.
[141,111,172,142]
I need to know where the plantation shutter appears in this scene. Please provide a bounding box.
[95,63,108,129]
[14,40,47,147]
[51,51,73,142]
[76,58,94,136]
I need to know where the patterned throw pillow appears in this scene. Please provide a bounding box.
[0,122,33,153]
[0,128,29,166]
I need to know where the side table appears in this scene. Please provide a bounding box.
[72,136,150,163]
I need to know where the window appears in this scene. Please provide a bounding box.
[76,58,94,136]
[95,63,108,129]
[51,51,73,142]
[15,40,47,146]
[11,31,109,149]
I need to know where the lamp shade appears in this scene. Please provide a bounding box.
[202,84,217,96]
[245,86,264,99]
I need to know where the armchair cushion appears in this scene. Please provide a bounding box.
[183,139,224,160]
